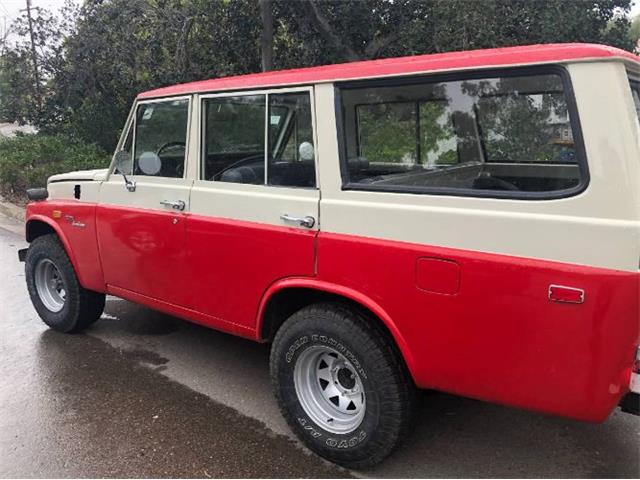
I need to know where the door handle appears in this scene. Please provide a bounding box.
[160,199,186,211]
[280,214,315,228]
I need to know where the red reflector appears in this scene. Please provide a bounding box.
[548,285,585,304]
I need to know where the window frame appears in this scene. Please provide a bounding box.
[198,86,319,189]
[335,65,590,200]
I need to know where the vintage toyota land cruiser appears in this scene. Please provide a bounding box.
[20,43,640,468]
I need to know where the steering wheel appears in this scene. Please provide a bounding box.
[156,141,186,177]
[213,154,263,181]
[156,141,186,158]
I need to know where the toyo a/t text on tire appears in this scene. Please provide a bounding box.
[25,233,105,333]
[270,303,417,469]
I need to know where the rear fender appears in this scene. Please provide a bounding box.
[257,277,417,381]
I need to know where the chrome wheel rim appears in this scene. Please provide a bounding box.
[294,345,366,434]
[34,259,66,313]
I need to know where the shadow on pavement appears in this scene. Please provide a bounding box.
[91,300,640,479]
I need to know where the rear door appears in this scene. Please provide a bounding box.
[186,87,319,330]
[97,96,192,307]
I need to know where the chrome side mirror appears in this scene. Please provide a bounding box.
[114,150,136,192]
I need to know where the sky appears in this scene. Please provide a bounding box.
[0,0,77,39]
[0,0,75,23]
[1,0,640,39]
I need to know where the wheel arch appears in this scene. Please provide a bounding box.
[257,278,417,382]
[25,216,81,280]
[26,217,57,243]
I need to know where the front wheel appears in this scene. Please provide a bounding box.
[25,234,105,333]
[270,303,417,469]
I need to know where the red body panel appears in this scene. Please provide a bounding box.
[138,43,640,99]
[185,214,316,328]
[96,204,191,307]
[26,200,640,423]
[107,284,255,339]
[26,201,105,292]
[314,232,640,422]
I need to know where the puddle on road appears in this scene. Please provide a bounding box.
[1,328,351,478]
[128,348,170,367]
[101,298,183,336]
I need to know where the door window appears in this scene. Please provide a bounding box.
[202,91,316,188]
[133,99,190,178]
[203,95,266,183]
[267,93,316,187]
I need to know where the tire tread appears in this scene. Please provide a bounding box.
[270,302,417,469]
[25,234,104,333]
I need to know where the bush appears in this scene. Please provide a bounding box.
[0,133,110,202]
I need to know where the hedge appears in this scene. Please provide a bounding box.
[0,133,110,202]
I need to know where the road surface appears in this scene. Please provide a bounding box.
[0,217,638,478]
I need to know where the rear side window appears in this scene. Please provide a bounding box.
[202,90,316,188]
[338,69,586,198]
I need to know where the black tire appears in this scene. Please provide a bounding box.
[25,234,105,333]
[270,303,417,469]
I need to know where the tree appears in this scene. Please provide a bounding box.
[259,0,274,71]
[0,2,73,127]
[1,0,636,154]
[628,14,640,49]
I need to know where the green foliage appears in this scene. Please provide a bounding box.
[0,134,110,197]
[0,50,36,124]
[0,0,636,160]
[629,15,640,45]
[359,103,419,164]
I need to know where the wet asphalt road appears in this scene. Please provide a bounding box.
[0,218,639,478]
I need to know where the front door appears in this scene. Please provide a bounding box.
[97,96,192,307]
[186,88,319,330]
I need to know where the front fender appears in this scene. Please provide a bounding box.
[26,202,105,292]
[26,213,80,271]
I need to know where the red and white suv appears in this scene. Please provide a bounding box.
[21,43,640,468]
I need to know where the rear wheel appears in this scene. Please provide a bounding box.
[25,234,105,333]
[270,303,417,469]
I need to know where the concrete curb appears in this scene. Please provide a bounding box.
[0,195,25,223]
[0,195,26,236]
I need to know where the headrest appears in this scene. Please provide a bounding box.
[347,157,369,172]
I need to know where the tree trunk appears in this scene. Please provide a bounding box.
[259,0,274,71]
[306,0,360,61]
